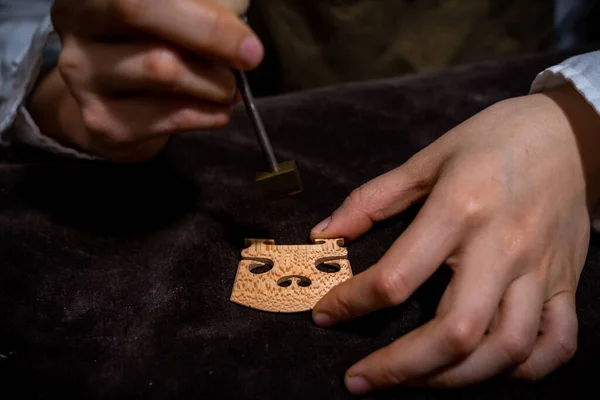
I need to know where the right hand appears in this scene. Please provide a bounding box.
[29,0,262,163]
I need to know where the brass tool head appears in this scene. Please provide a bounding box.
[256,160,303,198]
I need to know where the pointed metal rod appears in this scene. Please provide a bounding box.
[235,69,280,173]
[235,14,279,173]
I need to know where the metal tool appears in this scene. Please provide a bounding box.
[235,69,279,173]
[234,16,302,198]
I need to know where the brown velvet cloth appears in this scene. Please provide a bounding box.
[0,48,599,399]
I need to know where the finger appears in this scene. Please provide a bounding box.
[511,291,578,381]
[310,154,438,242]
[84,0,262,70]
[312,190,461,327]
[342,235,512,395]
[436,276,503,335]
[71,41,237,104]
[424,274,544,388]
[79,94,231,149]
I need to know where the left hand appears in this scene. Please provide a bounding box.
[310,83,600,394]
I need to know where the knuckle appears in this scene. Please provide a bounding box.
[372,269,410,306]
[81,103,109,137]
[515,323,578,382]
[81,104,131,147]
[345,187,364,207]
[555,334,577,363]
[144,48,183,88]
[401,167,431,195]
[112,0,148,25]
[103,131,135,148]
[163,109,191,132]
[499,332,533,364]
[377,368,405,387]
[443,166,503,226]
[499,229,529,260]
[202,8,228,41]
[57,46,83,82]
[430,374,462,389]
[211,111,232,128]
[441,317,481,356]
[347,185,387,222]
[172,108,231,131]
[516,363,545,382]
[165,109,200,132]
[497,213,542,263]
[163,106,231,133]
[332,292,356,319]
[450,191,491,223]
[170,109,202,130]
[205,66,237,103]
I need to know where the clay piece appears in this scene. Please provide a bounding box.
[230,238,353,313]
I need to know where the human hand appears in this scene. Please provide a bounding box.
[29,0,261,163]
[310,83,600,394]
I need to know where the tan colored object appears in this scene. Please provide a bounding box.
[230,238,353,313]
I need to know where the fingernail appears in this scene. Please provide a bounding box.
[239,37,263,67]
[312,217,332,234]
[345,375,371,395]
[313,312,334,327]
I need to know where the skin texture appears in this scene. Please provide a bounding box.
[28,0,262,163]
[310,83,600,395]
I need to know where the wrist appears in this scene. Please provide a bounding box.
[541,83,600,208]
[27,67,90,153]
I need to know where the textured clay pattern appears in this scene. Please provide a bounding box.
[230,238,353,313]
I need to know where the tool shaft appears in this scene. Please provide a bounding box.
[236,70,279,173]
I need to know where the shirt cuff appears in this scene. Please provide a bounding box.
[0,15,101,161]
[529,50,600,116]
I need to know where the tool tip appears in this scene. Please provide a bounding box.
[255,160,303,198]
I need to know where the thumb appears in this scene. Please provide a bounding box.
[310,160,435,242]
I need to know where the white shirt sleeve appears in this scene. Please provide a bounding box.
[530,50,600,115]
[0,12,99,160]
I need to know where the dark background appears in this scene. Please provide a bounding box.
[0,46,598,398]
